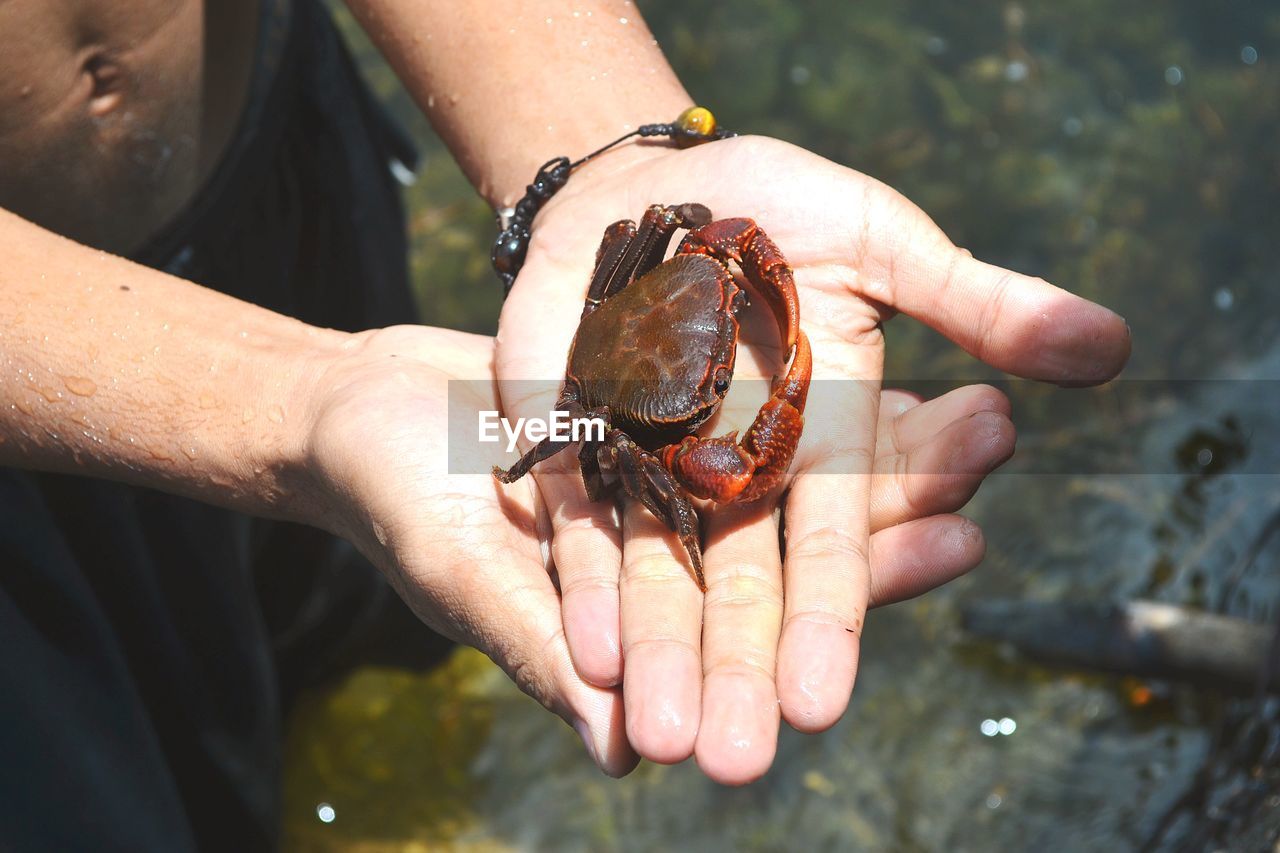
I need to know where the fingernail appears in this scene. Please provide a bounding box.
[573,718,601,767]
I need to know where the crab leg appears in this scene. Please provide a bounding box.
[583,203,713,318]
[601,433,705,589]
[491,395,605,484]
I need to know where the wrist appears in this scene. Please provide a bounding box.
[485,98,697,211]
[245,325,356,529]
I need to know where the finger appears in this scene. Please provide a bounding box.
[495,272,630,689]
[868,515,986,607]
[878,384,1010,455]
[870,408,1015,531]
[619,501,705,764]
[494,379,626,688]
[774,353,877,734]
[883,248,1130,385]
[694,502,784,785]
[518,451,626,689]
[776,465,869,733]
[538,458,627,688]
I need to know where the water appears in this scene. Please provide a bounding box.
[286,2,1280,849]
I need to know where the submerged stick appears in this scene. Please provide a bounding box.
[962,599,1280,692]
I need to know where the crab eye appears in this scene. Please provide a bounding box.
[712,368,731,395]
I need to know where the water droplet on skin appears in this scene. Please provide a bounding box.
[182,445,198,460]
[19,85,32,98]
[146,445,174,461]
[13,398,33,415]
[30,383,62,403]
[372,522,389,547]
[619,16,629,24]
[62,375,98,397]
[448,93,460,105]
[426,94,435,108]
[267,406,285,424]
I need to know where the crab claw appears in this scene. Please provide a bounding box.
[661,331,811,504]
[677,217,801,360]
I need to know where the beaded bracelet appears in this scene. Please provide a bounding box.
[490,106,736,294]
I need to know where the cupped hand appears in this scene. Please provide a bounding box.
[495,136,1129,783]
[297,325,1023,781]
[300,325,630,771]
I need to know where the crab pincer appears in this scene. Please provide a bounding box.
[493,204,811,588]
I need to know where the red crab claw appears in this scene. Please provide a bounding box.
[661,329,812,504]
[676,217,801,360]
[660,217,810,504]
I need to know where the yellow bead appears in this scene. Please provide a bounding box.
[674,106,717,146]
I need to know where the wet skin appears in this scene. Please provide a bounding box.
[0,0,258,253]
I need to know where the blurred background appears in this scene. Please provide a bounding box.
[284,2,1280,849]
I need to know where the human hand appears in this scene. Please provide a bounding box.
[300,325,1028,779]
[300,325,627,761]
[494,136,1129,782]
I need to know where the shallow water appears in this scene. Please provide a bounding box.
[285,2,1280,849]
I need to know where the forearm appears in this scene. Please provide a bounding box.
[0,209,345,523]
[344,0,694,207]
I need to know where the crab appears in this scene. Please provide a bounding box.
[493,203,811,589]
